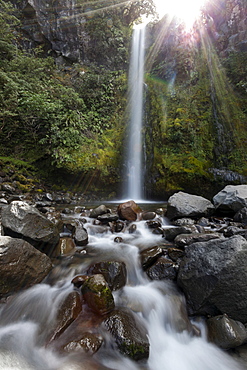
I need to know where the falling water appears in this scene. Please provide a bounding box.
[0,211,245,370]
[125,23,146,201]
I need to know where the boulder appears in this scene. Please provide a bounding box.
[74,224,88,246]
[89,205,109,218]
[1,201,60,255]
[167,192,215,220]
[213,185,247,214]
[117,200,142,221]
[174,232,221,249]
[87,261,127,291]
[50,291,82,341]
[146,256,177,281]
[0,236,52,298]
[81,274,115,315]
[62,332,103,354]
[177,235,247,322]
[103,308,149,361]
[207,314,247,349]
[140,246,163,270]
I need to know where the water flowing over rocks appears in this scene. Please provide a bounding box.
[2,194,247,368]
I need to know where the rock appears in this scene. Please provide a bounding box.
[52,237,76,257]
[207,314,247,349]
[1,201,60,255]
[145,220,162,229]
[142,211,156,220]
[62,332,103,354]
[234,207,247,225]
[163,225,198,241]
[140,246,163,270]
[87,261,127,291]
[89,205,109,218]
[50,291,82,341]
[174,232,221,248]
[74,224,88,246]
[71,275,88,288]
[103,308,149,361]
[0,236,52,298]
[213,185,247,214]
[81,274,115,315]
[167,247,185,261]
[167,192,215,220]
[1,183,16,194]
[97,213,119,223]
[177,235,247,322]
[146,256,177,281]
[117,200,142,221]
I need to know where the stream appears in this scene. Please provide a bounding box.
[0,203,245,370]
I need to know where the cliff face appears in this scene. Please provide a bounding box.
[14,0,130,68]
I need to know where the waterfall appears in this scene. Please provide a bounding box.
[124,23,146,201]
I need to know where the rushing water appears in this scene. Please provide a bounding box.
[125,24,146,201]
[0,209,245,370]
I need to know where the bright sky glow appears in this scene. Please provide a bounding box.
[154,0,207,29]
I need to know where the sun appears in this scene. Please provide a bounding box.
[154,0,207,29]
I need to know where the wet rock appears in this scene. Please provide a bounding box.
[1,201,60,255]
[167,192,215,220]
[50,291,82,341]
[109,221,124,233]
[103,308,149,361]
[74,224,88,246]
[163,225,198,241]
[87,261,127,291]
[62,332,103,354]
[97,213,119,223]
[173,218,196,226]
[89,205,109,218]
[81,274,115,315]
[140,246,163,270]
[146,256,177,281]
[0,236,52,298]
[207,314,247,349]
[174,232,221,248]
[213,185,247,214]
[142,211,156,220]
[167,247,185,261]
[127,224,137,234]
[117,200,142,222]
[71,275,88,288]
[146,220,162,229]
[52,237,76,257]
[114,237,123,243]
[177,235,247,322]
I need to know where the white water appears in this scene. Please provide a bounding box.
[125,24,146,201]
[0,214,245,370]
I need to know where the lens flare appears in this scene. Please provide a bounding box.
[154,0,207,29]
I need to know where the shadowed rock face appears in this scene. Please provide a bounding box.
[177,235,247,323]
[0,236,52,298]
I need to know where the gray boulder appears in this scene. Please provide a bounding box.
[213,185,247,213]
[0,236,52,298]
[167,192,215,220]
[177,235,247,323]
[1,201,60,255]
[207,314,247,349]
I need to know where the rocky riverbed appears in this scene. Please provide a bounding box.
[1,185,247,369]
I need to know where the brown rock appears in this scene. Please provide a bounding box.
[117,200,142,221]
